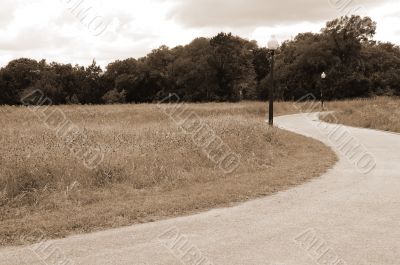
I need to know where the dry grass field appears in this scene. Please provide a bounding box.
[0,102,336,246]
[323,97,400,133]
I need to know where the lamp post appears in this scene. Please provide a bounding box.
[321,72,327,110]
[267,35,279,126]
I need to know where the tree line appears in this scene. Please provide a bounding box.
[1,15,400,105]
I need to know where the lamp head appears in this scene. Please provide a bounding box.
[268,35,279,50]
[321,72,327,79]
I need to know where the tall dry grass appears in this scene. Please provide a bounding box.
[0,102,336,246]
[322,97,400,133]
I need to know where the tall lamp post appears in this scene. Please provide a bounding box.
[321,72,327,110]
[267,35,279,126]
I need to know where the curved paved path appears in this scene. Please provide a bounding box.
[1,113,399,265]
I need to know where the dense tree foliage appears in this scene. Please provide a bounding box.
[1,16,399,105]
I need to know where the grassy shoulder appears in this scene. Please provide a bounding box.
[322,97,400,133]
[0,102,337,246]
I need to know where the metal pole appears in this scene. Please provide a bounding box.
[320,72,326,111]
[269,50,275,126]
[321,78,325,111]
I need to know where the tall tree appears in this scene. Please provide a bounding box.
[1,58,40,104]
[210,33,257,101]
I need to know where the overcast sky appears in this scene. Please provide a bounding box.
[1,0,399,68]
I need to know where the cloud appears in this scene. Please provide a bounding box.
[0,27,73,51]
[0,0,399,69]
[0,0,19,27]
[167,0,382,28]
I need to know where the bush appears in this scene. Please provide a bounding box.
[102,89,127,104]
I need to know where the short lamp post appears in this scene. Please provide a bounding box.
[321,72,327,110]
[267,35,279,126]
